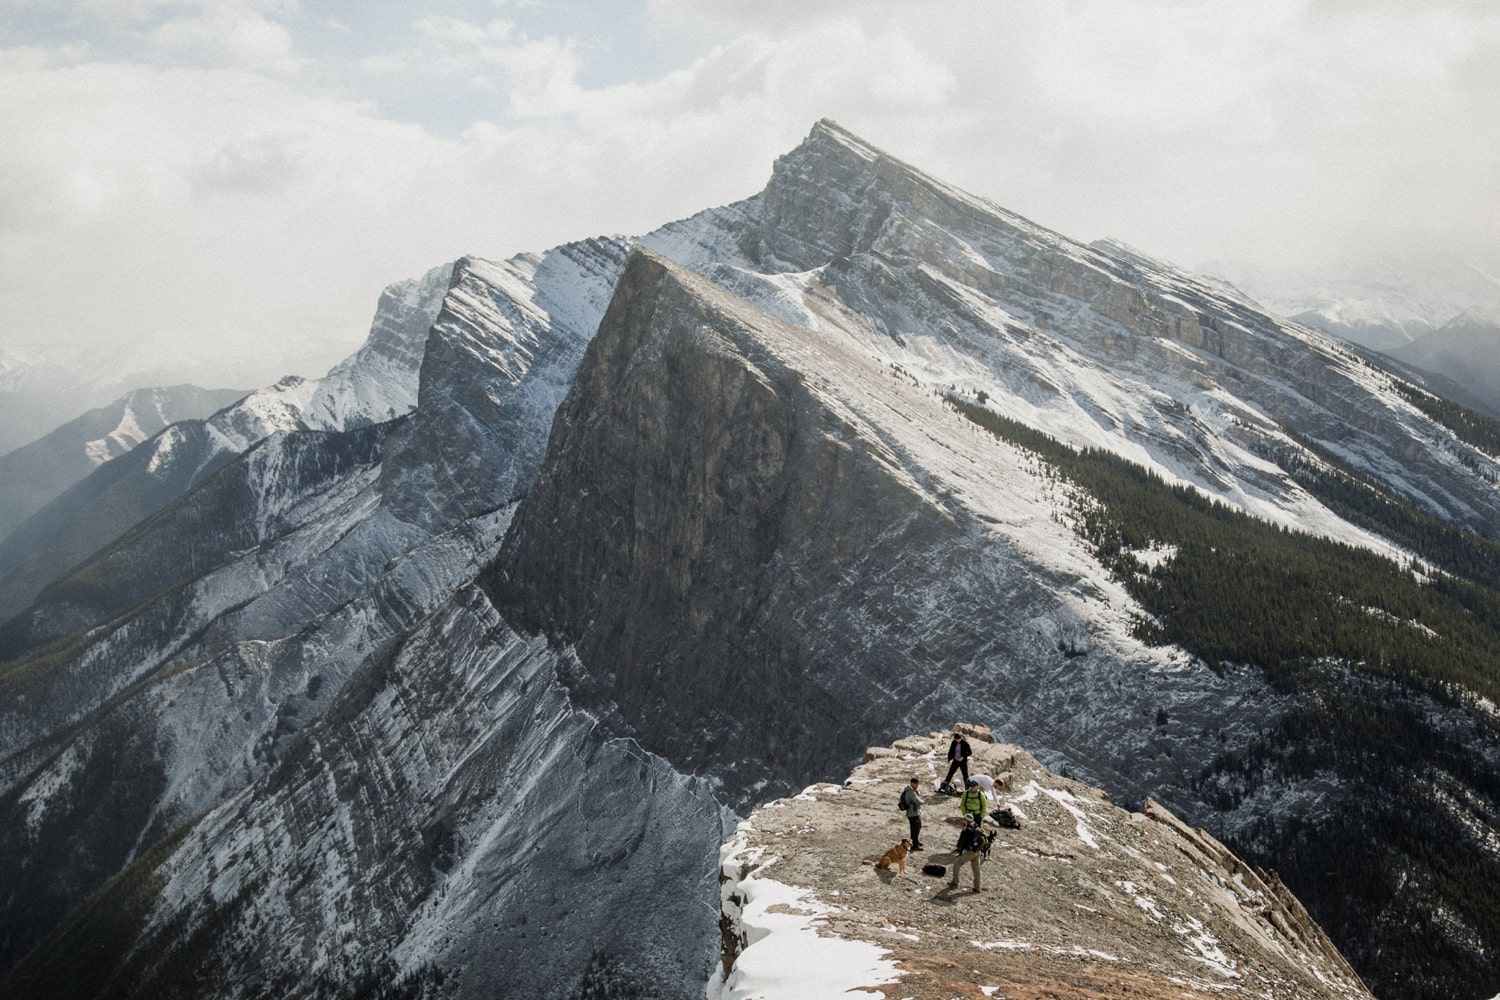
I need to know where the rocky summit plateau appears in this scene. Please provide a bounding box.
[1,120,1498,1000]
[715,726,1371,1000]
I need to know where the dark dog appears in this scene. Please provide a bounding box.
[976,828,998,860]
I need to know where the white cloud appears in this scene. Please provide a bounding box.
[0,0,1496,389]
[362,16,585,117]
[149,4,302,74]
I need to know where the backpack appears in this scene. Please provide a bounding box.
[896,791,906,813]
[992,806,1021,829]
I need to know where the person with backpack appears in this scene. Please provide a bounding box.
[959,778,987,827]
[948,817,984,892]
[898,777,925,851]
[941,732,972,791]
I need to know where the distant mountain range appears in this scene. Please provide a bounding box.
[0,328,370,457]
[0,385,248,543]
[1202,256,1500,415]
[1,122,1497,1000]
[1387,305,1500,417]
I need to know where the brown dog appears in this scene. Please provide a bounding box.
[862,838,912,874]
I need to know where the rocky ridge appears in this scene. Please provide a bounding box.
[715,726,1371,1000]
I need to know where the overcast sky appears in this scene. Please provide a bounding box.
[3,0,1498,388]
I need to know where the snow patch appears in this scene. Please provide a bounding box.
[710,871,902,1000]
[1011,780,1100,849]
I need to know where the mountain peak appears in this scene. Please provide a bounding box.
[804,117,879,159]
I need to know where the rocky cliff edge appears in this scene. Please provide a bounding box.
[712,725,1371,1000]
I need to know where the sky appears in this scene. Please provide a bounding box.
[3,0,1498,388]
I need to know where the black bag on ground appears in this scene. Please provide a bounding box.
[920,862,946,877]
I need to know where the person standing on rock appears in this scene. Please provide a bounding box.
[899,777,925,851]
[942,732,972,790]
[948,818,984,892]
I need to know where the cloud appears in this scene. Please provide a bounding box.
[1,0,1496,389]
[362,16,584,117]
[149,4,303,74]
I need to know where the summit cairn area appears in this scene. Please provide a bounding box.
[712,725,1372,1000]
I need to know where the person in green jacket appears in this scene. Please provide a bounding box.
[959,778,987,827]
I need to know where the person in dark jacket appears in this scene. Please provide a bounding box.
[899,777,925,851]
[942,732,972,789]
[949,818,984,892]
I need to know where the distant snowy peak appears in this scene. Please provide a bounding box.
[168,262,453,473]
[79,386,243,466]
[1442,300,1500,330]
[0,383,247,543]
[1199,256,1500,352]
[299,261,453,432]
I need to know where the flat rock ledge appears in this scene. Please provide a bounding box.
[710,725,1372,1000]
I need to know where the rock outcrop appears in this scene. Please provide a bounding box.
[714,727,1371,1000]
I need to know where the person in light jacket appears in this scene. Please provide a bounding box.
[899,777,925,851]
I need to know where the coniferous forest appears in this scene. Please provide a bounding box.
[950,395,1500,1000]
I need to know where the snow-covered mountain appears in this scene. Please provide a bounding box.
[0,262,451,625]
[1200,255,1500,353]
[1,121,1497,1000]
[1387,304,1500,416]
[0,385,248,543]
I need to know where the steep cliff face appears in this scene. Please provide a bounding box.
[489,236,1499,996]
[488,246,1273,808]
[381,240,631,531]
[714,729,1371,1000]
[4,586,731,1000]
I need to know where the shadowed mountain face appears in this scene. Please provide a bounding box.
[1,122,1498,1000]
[1389,310,1500,416]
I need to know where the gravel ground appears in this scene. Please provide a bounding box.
[716,725,1373,1000]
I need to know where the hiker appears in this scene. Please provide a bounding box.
[899,777,925,851]
[941,732,972,790]
[948,818,984,892]
[974,773,1014,825]
[973,773,1003,812]
[959,778,987,827]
